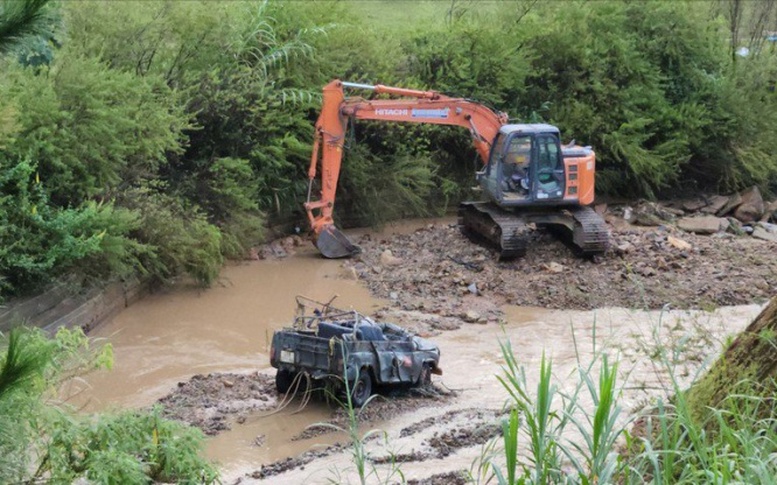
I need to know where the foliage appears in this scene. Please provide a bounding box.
[2,53,188,204]
[0,0,56,55]
[0,326,217,484]
[0,159,147,296]
[118,187,224,287]
[4,0,777,297]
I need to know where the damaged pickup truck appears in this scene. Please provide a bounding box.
[269,296,442,407]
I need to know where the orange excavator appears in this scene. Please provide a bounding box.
[304,79,608,259]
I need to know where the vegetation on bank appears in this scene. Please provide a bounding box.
[1,0,777,299]
[0,327,217,483]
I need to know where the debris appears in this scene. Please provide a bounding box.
[467,283,478,295]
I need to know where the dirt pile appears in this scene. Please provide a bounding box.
[157,372,277,435]
[344,217,776,313]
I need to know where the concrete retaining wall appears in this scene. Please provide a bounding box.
[0,278,150,334]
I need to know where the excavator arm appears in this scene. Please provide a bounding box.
[305,79,508,258]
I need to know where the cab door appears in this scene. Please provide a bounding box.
[532,134,565,201]
[477,133,507,202]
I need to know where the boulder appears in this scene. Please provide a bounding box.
[677,216,726,235]
[757,221,777,233]
[761,200,777,223]
[701,195,730,214]
[733,186,764,223]
[633,202,674,226]
[682,199,707,212]
[752,226,777,243]
[717,192,743,216]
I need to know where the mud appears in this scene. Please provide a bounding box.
[76,216,776,484]
[346,220,776,314]
[157,372,277,436]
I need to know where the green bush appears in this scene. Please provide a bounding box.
[0,159,146,296]
[0,327,217,484]
[2,52,188,204]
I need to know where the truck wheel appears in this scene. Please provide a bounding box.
[276,369,296,394]
[417,363,432,388]
[350,370,372,408]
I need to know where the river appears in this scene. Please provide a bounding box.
[69,221,764,483]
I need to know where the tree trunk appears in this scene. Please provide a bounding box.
[687,295,777,421]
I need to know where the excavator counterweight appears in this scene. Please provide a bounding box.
[304,80,608,259]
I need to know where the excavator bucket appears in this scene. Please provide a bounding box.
[315,225,361,259]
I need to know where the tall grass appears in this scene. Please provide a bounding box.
[491,324,777,484]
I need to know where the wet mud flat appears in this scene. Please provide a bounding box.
[156,372,460,481]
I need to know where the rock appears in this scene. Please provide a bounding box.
[733,186,765,223]
[467,283,479,295]
[757,221,777,233]
[632,202,676,226]
[616,242,634,254]
[701,195,730,214]
[594,203,608,215]
[717,192,742,216]
[380,249,403,267]
[462,310,481,323]
[544,262,565,273]
[718,217,730,233]
[752,226,777,243]
[677,216,725,235]
[667,235,692,251]
[344,267,359,280]
[623,206,635,223]
[223,380,234,388]
[682,199,707,212]
[389,291,399,300]
[761,200,777,222]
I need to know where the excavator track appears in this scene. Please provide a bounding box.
[568,206,609,256]
[458,202,529,260]
[458,202,609,259]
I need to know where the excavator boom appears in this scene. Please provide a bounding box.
[305,79,507,258]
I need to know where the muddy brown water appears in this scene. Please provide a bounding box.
[70,220,765,483]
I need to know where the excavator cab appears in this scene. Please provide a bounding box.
[478,125,567,208]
